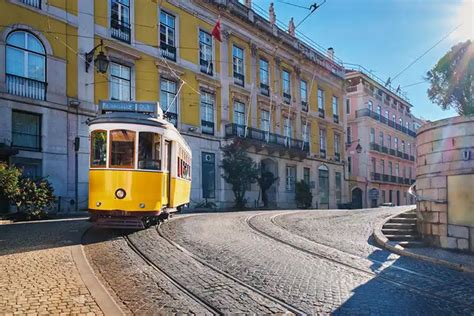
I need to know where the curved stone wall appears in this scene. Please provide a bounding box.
[416,115,474,252]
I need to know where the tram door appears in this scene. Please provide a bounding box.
[162,141,172,206]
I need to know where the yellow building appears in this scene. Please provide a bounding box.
[0,0,347,209]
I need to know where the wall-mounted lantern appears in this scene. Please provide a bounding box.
[85,40,109,74]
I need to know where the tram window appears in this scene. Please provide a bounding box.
[138,132,161,170]
[91,130,107,168]
[110,130,135,168]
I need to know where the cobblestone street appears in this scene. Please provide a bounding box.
[3,207,474,315]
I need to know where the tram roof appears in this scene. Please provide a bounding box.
[87,112,170,128]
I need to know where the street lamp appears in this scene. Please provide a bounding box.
[85,40,109,73]
[356,143,362,153]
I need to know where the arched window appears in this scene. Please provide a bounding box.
[318,165,329,205]
[6,31,46,100]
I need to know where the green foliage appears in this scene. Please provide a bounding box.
[257,170,278,208]
[295,180,313,209]
[220,140,259,209]
[195,200,217,209]
[426,40,474,115]
[14,177,56,219]
[0,163,21,201]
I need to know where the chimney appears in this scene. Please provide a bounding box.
[244,0,252,8]
[269,2,276,25]
[327,47,334,61]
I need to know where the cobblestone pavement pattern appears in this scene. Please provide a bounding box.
[161,207,474,315]
[0,220,103,315]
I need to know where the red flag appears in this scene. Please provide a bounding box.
[211,19,222,42]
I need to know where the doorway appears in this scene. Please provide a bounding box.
[351,187,363,209]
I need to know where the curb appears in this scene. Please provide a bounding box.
[373,209,474,273]
[72,227,125,316]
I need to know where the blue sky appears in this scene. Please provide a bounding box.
[251,0,472,121]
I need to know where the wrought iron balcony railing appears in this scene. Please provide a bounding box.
[233,72,245,87]
[6,74,46,101]
[333,114,339,123]
[320,148,326,159]
[260,83,270,96]
[20,0,41,9]
[334,152,340,162]
[200,59,213,76]
[201,120,214,135]
[301,100,308,112]
[225,123,309,154]
[283,92,291,104]
[111,18,131,44]
[355,108,417,137]
[318,108,325,118]
[160,42,177,62]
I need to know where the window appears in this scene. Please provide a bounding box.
[286,165,296,191]
[319,128,326,157]
[384,110,389,120]
[387,135,392,149]
[392,114,396,123]
[177,146,191,180]
[348,156,352,174]
[282,70,291,103]
[346,99,350,114]
[399,118,403,127]
[302,122,310,149]
[199,30,213,75]
[233,101,246,136]
[284,118,292,146]
[160,78,178,126]
[376,105,381,117]
[381,159,385,174]
[261,110,270,140]
[370,128,375,143]
[382,190,386,203]
[334,133,340,160]
[110,130,135,168]
[395,163,399,177]
[90,130,107,168]
[394,137,398,150]
[259,58,269,95]
[110,63,131,101]
[319,165,329,204]
[11,157,42,179]
[200,91,215,135]
[301,80,308,111]
[12,110,41,151]
[160,10,176,61]
[402,140,406,153]
[408,143,411,155]
[335,172,342,205]
[232,45,244,86]
[368,101,373,111]
[405,121,409,130]
[111,0,131,43]
[202,152,215,198]
[138,132,161,170]
[409,167,412,179]
[6,31,46,100]
[318,88,325,117]
[332,96,339,123]
[388,161,393,175]
[347,126,352,144]
[389,190,393,203]
[304,167,310,185]
[379,131,384,146]
[371,157,376,173]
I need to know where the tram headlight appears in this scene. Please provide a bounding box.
[139,203,145,209]
[96,202,101,207]
[115,188,126,199]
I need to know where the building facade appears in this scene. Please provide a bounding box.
[345,69,423,208]
[0,0,348,210]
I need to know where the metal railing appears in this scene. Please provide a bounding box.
[201,120,214,135]
[283,92,291,104]
[160,42,176,62]
[200,59,213,76]
[318,108,325,118]
[111,19,131,43]
[371,173,413,186]
[20,0,41,9]
[260,83,270,96]
[233,73,245,87]
[225,123,309,154]
[301,101,308,112]
[6,74,46,101]
[333,114,339,123]
[334,152,340,162]
[355,108,416,137]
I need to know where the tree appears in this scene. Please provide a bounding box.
[257,170,278,208]
[14,177,56,219]
[221,140,259,209]
[426,40,473,115]
[295,180,313,209]
[0,163,21,201]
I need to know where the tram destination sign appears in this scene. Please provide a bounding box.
[99,100,157,114]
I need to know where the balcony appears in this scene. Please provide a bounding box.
[398,177,404,184]
[369,142,380,151]
[390,175,397,183]
[333,114,339,123]
[397,150,403,158]
[225,123,309,158]
[389,148,396,156]
[355,108,416,138]
[20,0,41,8]
[320,149,326,159]
[301,100,308,112]
[233,72,245,87]
[334,152,340,162]
[381,145,388,153]
[160,42,177,62]
[260,83,270,96]
[111,19,131,44]
[382,174,389,182]
[200,59,213,76]
[318,108,325,118]
[283,92,291,104]
[404,178,410,185]
[403,153,409,160]
[371,172,381,181]
[201,120,214,135]
[410,155,415,161]
[6,74,46,101]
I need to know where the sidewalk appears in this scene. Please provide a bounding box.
[374,211,474,273]
[0,218,121,315]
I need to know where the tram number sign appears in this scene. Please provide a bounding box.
[99,100,157,114]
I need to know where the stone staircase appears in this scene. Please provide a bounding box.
[382,211,424,248]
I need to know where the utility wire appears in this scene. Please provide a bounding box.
[391,23,463,81]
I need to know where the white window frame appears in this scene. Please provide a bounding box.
[160,77,179,126]
[319,128,326,151]
[232,45,244,76]
[318,88,324,110]
[259,58,269,86]
[301,80,308,103]
[110,62,132,101]
[282,70,291,95]
[200,90,215,134]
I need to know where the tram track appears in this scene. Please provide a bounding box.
[245,212,474,310]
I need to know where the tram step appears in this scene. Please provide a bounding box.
[96,217,145,229]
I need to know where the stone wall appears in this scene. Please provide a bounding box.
[416,115,474,253]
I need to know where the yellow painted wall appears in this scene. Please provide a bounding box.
[48,0,77,15]
[135,0,158,47]
[94,0,108,28]
[66,25,78,98]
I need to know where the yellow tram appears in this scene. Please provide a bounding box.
[87,101,191,228]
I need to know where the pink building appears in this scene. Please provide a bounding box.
[345,69,423,208]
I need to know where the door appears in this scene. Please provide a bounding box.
[162,141,172,206]
[352,188,363,209]
[396,190,400,206]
